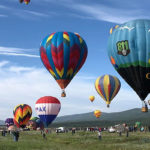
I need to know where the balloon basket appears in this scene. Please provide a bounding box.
[61,91,66,97]
[107,104,110,108]
[141,107,148,113]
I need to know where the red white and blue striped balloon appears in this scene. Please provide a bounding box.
[35,96,61,127]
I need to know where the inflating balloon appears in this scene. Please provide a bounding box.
[89,96,95,102]
[5,118,14,127]
[13,104,32,128]
[94,110,101,118]
[26,120,37,130]
[35,96,61,127]
[95,75,121,107]
[40,31,88,97]
[107,19,150,111]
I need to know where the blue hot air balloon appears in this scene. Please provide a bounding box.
[40,32,88,97]
[107,19,150,112]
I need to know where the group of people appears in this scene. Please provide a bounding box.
[1,130,20,142]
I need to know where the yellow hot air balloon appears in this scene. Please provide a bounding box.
[94,110,101,118]
[95,75,121,107]
[89,96,95,102]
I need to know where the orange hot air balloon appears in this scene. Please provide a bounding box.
[94,110,101,118]
[89,96,95,102]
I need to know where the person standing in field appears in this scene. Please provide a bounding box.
[125,126,129,137]
[97,130,102,140]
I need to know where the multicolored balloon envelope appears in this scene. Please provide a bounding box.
[26,120,37,130]
[5,118,14,127]
[107,19,150,102]
[40,31,88,97]
[94,110,101,118]
[35,96,61,127]
[24,0,30,4]
[95,75,121,107]
[13,104,32,128]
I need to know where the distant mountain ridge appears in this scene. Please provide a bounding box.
[1,108,150,127]
[54,108,149,123]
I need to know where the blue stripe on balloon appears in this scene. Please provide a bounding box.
[109,75,115,101]
[39,115,57,127]
[46,33,59,79]
[99,75,107,100]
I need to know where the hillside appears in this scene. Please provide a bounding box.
[51,108,150,127]
[54,108,149,122]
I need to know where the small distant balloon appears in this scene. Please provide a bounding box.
[89,96,95,102]
[24,0,30,4]
[19,0,23,3]
[94,110,101,118]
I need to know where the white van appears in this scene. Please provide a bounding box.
[56,127,65,133]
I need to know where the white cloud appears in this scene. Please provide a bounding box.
[0,14,8,17]
[0,52,39,58]
[0,61,146,120]
[0,61,9,68]
[0,46,39,58]
[67,4,148,24]
[23,10,49,17]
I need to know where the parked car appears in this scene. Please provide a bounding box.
[56,127,65,133]
[108,127,116,133]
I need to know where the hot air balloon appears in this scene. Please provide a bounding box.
[89,96,95,102]
[95,75,121,107]
[107,19,150,112]
[19,0,23,3]
[35,96,61,127]
[26,120,37,130]
[5,118,14,127]
[94,110,101,118]
[24,0,30,4]
[13,104,32,128]
[40,31,88,97]
[30,117,39,121]
[36,119,44,130]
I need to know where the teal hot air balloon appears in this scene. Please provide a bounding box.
[107,19,150,112]
[40,31,88,97]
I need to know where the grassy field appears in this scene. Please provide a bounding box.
[0,131,150,150]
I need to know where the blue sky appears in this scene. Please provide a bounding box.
[0,0,150,120]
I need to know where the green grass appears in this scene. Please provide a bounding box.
[0,131,150,150]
